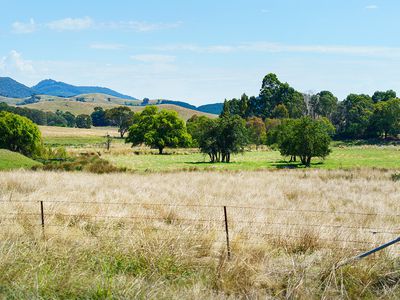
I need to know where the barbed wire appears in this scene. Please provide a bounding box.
[1,200,399,217]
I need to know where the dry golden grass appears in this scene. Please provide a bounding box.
[0,169,399,298]
[39,125,119,138]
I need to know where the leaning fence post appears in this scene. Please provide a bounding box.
[40,201,45,234]
[223,206,231,259]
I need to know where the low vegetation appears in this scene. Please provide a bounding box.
[0,169,398,298]
[0,149,41,170]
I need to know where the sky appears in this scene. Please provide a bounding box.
[1,0,400,105]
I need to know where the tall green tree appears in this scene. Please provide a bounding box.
[310,91,338,120]
[106,106,135,137]
[276,117,335,167]
[91,107,108,127]
[126,106,191,154]
[186,115,214,147]
[372,90,396,103]
[335,94,374,138]
[0,111,42,156]
[76,114,92,128]
[246,117,266,148]
[369,98,400,138]
[56,110,76,127]
[198,115,248,163]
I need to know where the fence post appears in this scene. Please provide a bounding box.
[223,206,231,259]
[40,201,45,234]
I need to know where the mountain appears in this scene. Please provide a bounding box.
[32,79,137,100]
[159,99,197,110]
[197,103,223,115]
[0,76,222,115]
[0,77,34,98]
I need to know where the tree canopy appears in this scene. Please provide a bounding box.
[274,117,334,167]
[197,115,248,163]
[0,111,42,157]
[126,106,191,154]
[106,106,135,137]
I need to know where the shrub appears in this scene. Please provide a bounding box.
[391,173,400,182]
[0,111,42,157]
[35,154,126,174]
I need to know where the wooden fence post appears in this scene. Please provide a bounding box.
[40,201,45,235]
[223,206,231,259]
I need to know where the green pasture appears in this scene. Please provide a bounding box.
[105,146,400,172]
[0,149,42,170]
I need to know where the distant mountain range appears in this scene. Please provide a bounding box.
[32,79,137,100]
[0,77,223,115]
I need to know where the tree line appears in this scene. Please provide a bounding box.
[0,103,136,137]
[221,73,400,140]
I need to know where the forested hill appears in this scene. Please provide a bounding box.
[31,79,137,100]
[0,77,34,98]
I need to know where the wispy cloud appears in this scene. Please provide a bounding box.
[0,50,35,73]
[365,5,378,9]
[155,42,400,58]
[90,43,125,50]
[131,54,176,63]
[12,18,36,34]
[44,17,181,32]
[46,17,94,31]
[103,21,182,32]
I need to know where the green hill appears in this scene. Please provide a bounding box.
[0,77,33,98]
[20,94,217,120]
[0,149,41,170]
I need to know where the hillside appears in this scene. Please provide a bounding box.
[130,104,217,120]
[197,103,223,115]
[24,99,120,115]
[0,77,33,98]
[0,149,41,170]
[23,96,217,120]
[32,79,137,100]
[0,77,222,115]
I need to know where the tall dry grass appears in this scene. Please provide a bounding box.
[0,169,399,298]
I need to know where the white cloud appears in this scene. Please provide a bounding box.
[365,5,378,9]
[90,43,125,50]
[46,17,94,31]
[100,21,182,32]
[0,50,35,73]
[131,54,176,63]
[12,17,180,34]
[261,9,270,13]
[12,18,36,34]
[155,42,400,58]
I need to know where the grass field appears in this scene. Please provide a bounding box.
[0,169,399,298]
[104,146,400,172]
[0,149,41,170]
[39,125,121,146]
[38,125,400,171]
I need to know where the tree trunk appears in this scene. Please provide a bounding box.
[305,156,312,167]
[158,147,163,154]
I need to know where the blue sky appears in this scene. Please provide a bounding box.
[1,0,399,105]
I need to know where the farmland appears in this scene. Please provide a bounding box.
[38,126,400,172]
[0,169,399,298]
[1,124,399,299]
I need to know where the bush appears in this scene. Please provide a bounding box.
[35,153,126,174]
[0,111,43,157]
[391,173,400,182]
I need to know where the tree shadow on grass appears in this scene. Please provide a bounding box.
[184,161,238,165]
[269,160,324,169]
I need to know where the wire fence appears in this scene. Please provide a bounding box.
[0,200,399,257]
